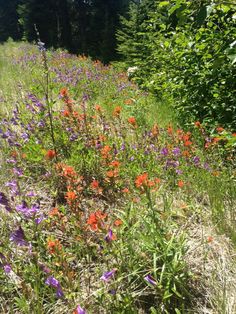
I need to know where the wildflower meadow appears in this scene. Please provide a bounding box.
[0,41,235,314]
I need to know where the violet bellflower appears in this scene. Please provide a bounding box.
[45,276,64,298]
[101,269,116,282]
[75,305,86,314]
[10,226,28,246]
[105,229,113,243]
[0,192,12,212]
[144,274,157,286]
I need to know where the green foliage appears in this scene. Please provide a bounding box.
[117,0,236,130]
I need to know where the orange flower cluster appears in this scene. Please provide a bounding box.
[87,210,107,231]
[47,239,62,255]
[45,149,57,160]
[128,117,137,127]
[124,98,133,105]
[135,173,160,190]
[56,163,84,209]
[151,124,159,138]
[101,145,112,160]
[113,106,122,117]
[90,179,103,194]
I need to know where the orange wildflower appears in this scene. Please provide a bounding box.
[114,219,123,226]
[194,121,201,128]
[49,207,60,217]
[106,170,118,178]
[62,110,70,117]
[128,117,136,126]
[47,239,62,254]
[95,104,102,112]
[216,127,224,133]
[45,149,56,160]
[113,106,122,117]
[60,87,68,97]
[101,145,111,159]
[207,236,213,243]
[135,173,148,188]
[177,180,184,188]
[167,125,173,135]
[91,180,99,189]
[62,165,76,178]
[65,191,77,201]
[151,124,159,137]
[110,160,120,168]
[182,150,190,157]
[124,98,133,105]
[184,140,192,147]
[87,210,107,231]
[122,187,130,193]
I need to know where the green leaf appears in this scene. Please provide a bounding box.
[159,1,170,7]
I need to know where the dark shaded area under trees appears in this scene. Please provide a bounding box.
[0,0,131,63]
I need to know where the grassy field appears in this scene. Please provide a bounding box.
[0,42,235,314]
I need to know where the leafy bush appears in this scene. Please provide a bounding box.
[117,0,236,131]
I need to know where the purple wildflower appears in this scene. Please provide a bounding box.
[56,286,64,298]
[35,214,45,224]
[144,274,157,286]
[172,147,181,156]
[101,269,116,282]
[105,229,113,243]
[3,264,12,274]
[0,192,12,212]
[45,276,59,288]
[13,168,23,177]
[160,147,168,156]
[193,156,200,165]
[16,202,39,218]
[5,180,19,196]
[45,276,64,298]
[75,305,86,314]
[10,226,28,246]
[26,191,36,197]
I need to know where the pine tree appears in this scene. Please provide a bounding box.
[0,0,21,42]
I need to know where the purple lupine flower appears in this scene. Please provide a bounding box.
[26,191,36,197]
[193,156,200,165]
[5,180,19,196]
[105,229,113,243]
[6,159,17,164]
[45,276,60,288]
[13,167,23,176]
[3,264,12,274]
[56,286,64,298]
[10,226,28,246]
[20,202,39,216]
[0,192,12,212]
[172,147,181,156]
[75,305,86,314]
[101,269,116,282]
[120,143,126,151]
[108,289,116,295]
[35,214,45,224]
[160,147,168,156]
[45,276,64,298]
[144,274,157,286]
